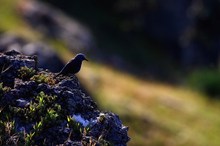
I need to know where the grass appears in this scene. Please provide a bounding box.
[0,0,42,41]
[1,0,220,145]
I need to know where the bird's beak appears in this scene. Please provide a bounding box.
[85,58,88,61]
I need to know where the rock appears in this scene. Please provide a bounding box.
[16,98,30,108]
[0,33,27,51]
[58,77,80,90]
[0,50,36,87]
[0,33,64,72]
[88,113,129,146]
[18,0,94,51]
[22,42,64,72]
[0,51,129,145]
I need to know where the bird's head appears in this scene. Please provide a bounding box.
[75,53,88,61]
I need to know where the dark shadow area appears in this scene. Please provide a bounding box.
[40,0,220,84]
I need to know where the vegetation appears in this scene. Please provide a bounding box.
[0,82,11,97]
[188,69,220,98]
[18,66,56,85]
[30,73,56,85]
[0,80,95,145]
[18,66,36,80]
[1,0,220,146]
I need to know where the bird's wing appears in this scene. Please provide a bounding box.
[60,59,79,74]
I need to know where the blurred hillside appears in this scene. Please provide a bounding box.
[41,0,220,81]
[1,0,220,146]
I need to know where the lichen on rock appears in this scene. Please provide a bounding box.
[0,50,129,146]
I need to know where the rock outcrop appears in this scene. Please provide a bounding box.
[18,0,94,52]
[0,50,129,146]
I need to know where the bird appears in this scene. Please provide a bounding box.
[55,53,88,77]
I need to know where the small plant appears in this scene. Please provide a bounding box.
[8,91,63,145]
[67,116,83,137]
[0,120,19,145]
[18,66,36,80]
[31,73,55,85]
[33,120,43,134]
[26,92,59,122]
[0,82,11,98]
[98,134,112,146]
[4,121,15,136]
[24,132,35,146]
[45,108,59,122]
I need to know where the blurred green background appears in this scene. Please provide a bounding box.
[1,0,220,145]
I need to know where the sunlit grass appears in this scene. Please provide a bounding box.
[0,0,41,40]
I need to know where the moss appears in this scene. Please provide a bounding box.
[18,66,36,80]
[0,82,11,100]
[30,73,55,85]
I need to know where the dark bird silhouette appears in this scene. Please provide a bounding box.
[56,53,88,76]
